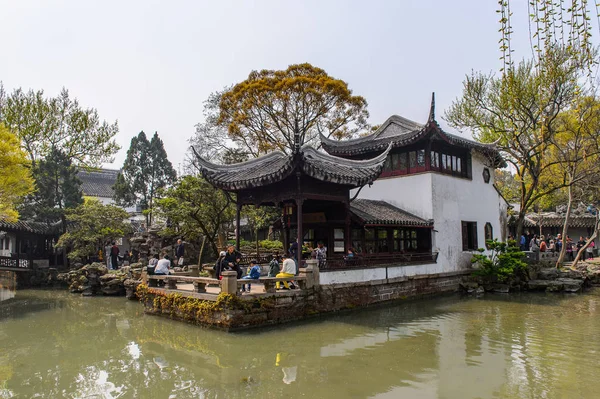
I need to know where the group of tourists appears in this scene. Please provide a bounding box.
[518,232,595,261]
[212,240,326,293]
[146,239,186,275]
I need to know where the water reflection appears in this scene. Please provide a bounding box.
[0,272,16,302]
[1,290,600,398]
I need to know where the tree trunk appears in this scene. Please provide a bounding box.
[515,211,526,241]
[572,211,599,268]
[197,235,206,268]
[256,231,260,258]
[556,184,573,268]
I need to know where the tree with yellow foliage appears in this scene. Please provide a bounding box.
[217,63,370,156]
[0,124,34,221]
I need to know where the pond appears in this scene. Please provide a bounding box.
[1,276,600,398]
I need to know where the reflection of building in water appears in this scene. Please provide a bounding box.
[0,271,16,302]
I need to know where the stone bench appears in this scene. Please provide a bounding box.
[147,275,219,293]
[236,276,307,293]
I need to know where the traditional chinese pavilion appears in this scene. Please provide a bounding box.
[194,94,507,281]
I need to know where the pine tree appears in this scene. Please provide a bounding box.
[23,147,83,232]
[114,131,176,226]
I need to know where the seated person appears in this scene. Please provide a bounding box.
[268,254,280,277]
[154,255,171,275]
[241,260,261,293]
[223,245,243,278]
[147,254,159,274]
[276,253,296,290]
[215,251,226,280]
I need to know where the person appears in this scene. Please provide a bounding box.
[175,239,185,266]
[529,235,539,252]
[110,242,120,270]
[556,234,563,253]
[577,236,587,261]
[586,238,595,260]
[566,237,574,261]
[346,247,356,258]
[123,250,130,266]
[215,251,226,280]
[105,241,112,269]
[316,241,327,267]
[520,234,527,251]
[268,254,280,277]
[539,237,547,252]
[154,255,171,275]
[147,254,159,274]
[223,245,242,278]
[289,242,299,260]
[548,239,555,252]
[241,260,261,293]
[276,253,296,290]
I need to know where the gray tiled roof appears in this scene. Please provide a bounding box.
[523,213,596,228]
[193,144,392,191]
[320,98,505,167]
[350,199,433,227]
[78,168,119,198]
[0,219,61,235]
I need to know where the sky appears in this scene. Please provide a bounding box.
[0,0,537,172]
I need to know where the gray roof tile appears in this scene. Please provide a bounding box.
[350,199,433,227]
[78,168,119,198]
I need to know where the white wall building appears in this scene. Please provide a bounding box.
[319,94,508,283]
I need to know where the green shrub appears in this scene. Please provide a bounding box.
[259,240,283,250]
[226,239,283,250]
[471,239,527,283]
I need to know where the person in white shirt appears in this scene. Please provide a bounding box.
[276,253,296,290]
[154,255,171,275]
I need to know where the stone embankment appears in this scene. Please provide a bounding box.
[54,262,144,297]
[461,262,600,294]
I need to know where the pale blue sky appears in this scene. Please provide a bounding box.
[0,0,536,171]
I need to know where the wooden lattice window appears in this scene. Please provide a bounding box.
[462,221,478,251]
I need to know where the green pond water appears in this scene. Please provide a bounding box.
[1,277,600,399]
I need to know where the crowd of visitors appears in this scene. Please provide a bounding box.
[517,232,595,261]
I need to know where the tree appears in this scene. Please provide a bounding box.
[55,199,132,262]
[445,47,584,238]
[154,176,235,258]
[242,206,280,256]
[216,63,370,156]
[498,1,595,72]
[23,147,83,232]
[0,124,34,221]
[545,97,600,266]
[114,131,177,226]
[0,84,120,166]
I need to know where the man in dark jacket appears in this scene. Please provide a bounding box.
[223,245,242,278]
[110,242,119,270]
[175,239,185,266]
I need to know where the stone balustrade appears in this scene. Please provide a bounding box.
[145,260,319,297]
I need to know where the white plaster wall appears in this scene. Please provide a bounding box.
[320,263,441,285]
[352,173,434,220]
[386,263,443,278]
[320,268,387,285]
[351,152,506,275]
[431,154,504,272]
[0,233,16,256]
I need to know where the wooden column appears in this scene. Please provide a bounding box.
[235,203,242,251]
[296,198,304,263]
[345,202,351,252]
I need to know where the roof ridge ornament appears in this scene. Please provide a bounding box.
[294,120,300,154]
[428,92,435,123]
